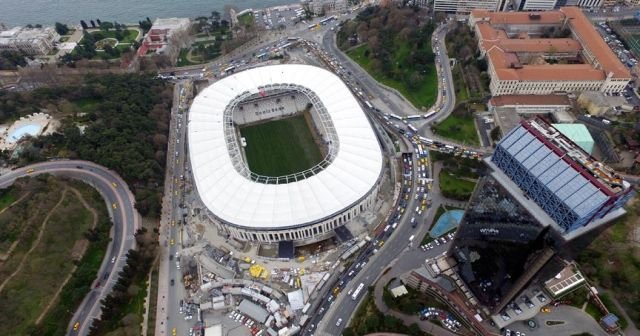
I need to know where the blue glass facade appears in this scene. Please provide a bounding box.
[491,124,621,233]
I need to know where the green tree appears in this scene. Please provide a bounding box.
[55,22,70,35]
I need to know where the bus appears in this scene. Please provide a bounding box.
[364,101,373,109]
[287,36,300,41]
[422,111,437,119]
[224,66,236,73]
[308,24,317,30]
[351,283,365,300]
[320,15,337,25]
[256,53,268,60]
[405,115,422,120]
[419,136,433,145]
[408,124,418,133]
[389,113,403,120]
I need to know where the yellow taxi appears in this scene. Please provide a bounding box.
[111,182,117,188]
[541,307,551,313]
[172,328,177,336]
[378,240,385,247]
[73,322,80,331]
[26,168,35,174]
[112,203,117,209]
[171,220,176,226]
[170,239,175,246]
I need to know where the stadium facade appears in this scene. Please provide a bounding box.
[188,64,384,245]
[448,118,634,314]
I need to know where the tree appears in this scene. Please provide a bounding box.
[80,20,88,30]
[55,22,69,35]
[139,20,152,33]
[100,21,114,32]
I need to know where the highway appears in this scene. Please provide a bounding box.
[0,160,140,336]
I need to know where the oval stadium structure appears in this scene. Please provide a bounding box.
[188,64,383,244]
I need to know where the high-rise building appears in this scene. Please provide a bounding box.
[448,118,634,314]
[433,0,507,13]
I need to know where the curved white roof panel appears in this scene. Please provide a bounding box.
[188,64,383,229]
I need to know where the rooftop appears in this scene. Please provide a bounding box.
[526,118,627,194]
[551,123,594,154]
[543,263,585,297]
[472,7,631,81]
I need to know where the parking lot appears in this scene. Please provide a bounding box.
[254,5,306,31]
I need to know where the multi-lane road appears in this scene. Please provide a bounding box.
[0,160,140,336]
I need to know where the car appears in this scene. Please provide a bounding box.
[171,279,175,286]
[541,307,551,313]
[26,168,35,174]
[112,203,117,209]
[95,281,100,288]
[111,256,116,263]
[501,313,511,321]
[336,318,343,326]
[170,239,175,245]
[73,322,80,331]
[172,328,177,336]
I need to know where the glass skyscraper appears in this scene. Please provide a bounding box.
[449,118,634,313]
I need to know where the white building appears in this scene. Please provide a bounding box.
[0,26,59,55]
[306,0,347,15]
[433,0,505,13]
[471,8,631,96]
[188,65,383,245]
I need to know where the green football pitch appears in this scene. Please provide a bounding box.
[240,115,323,177]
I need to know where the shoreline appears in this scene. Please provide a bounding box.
[1,0,302,27]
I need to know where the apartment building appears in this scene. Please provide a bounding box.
[470,7,631,96]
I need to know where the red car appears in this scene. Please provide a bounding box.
[95,282,100,288]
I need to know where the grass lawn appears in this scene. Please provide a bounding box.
[240,115,323,177]
[72,97,100,112]
[177,48,200,67]
[439,172,476,201]
[90,29,138,43]
[432,108,479,145]
[0,188,18,212]
[0,178,104,335]
[237,12,255,27]
[347,43,438,110]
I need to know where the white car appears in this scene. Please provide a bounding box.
[111,257,116,263]
[336,318,343,326]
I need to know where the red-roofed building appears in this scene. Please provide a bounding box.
[137,18,191,63]
[470,8,631,96]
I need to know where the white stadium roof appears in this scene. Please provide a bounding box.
[188,64,383,229]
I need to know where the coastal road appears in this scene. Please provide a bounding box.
[0,160,140,336]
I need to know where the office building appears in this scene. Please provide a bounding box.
[448,118,633,313]
[470,7,631,96]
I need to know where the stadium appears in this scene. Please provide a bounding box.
[188,64,384,246]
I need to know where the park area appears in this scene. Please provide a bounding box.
[432,103,480,145]
[347,43,438,109]
[240,114,323,177]
[339,6,439,110]
[0,176,111,335]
